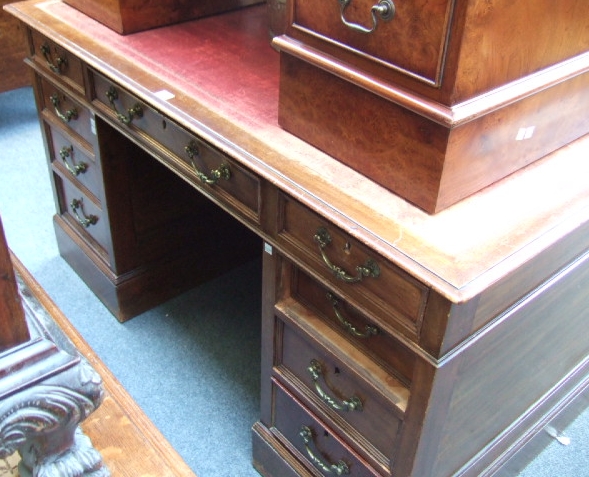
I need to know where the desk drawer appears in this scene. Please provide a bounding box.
[272,381,380,476]
[45,121,101,200]
[290,0,452,85]
[277,194,428,341]
[275,308,403,470]
[39,76,95,144]
[56,175,110,260]
[29,29,85,94]
[91,71,262,224]
[291,265,415,385]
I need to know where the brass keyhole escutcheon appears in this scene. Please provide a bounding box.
[343,242,352,255]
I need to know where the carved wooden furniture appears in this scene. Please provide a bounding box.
[11,250,197,476]
[0,216,108,477]
[5,1,589,476]
[274,0,589,212]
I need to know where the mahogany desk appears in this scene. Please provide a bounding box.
[6,1,589,476]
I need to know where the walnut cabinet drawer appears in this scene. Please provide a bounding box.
[277,194,429,341]
[90,71,262,225]
[29,29,85,94]
[289,0,452,86]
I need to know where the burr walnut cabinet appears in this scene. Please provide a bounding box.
[274,0,589,213]
[5,1,589,476]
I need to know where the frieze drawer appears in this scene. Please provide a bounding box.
[29,29,85,94]
[272,380,381,476]
[277,194,429,341]
[274,305,406,472]
[38,76,95,145]
[91,70,262,224]
[45,121,101,200]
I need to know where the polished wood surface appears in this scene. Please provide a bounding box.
[6,0,589,301]
[276,48,589,212]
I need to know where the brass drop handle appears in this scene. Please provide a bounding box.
[105,86,143,125]
[337,0,395,34]
[185,141,231,185]
[59,146,87,176]
[40,43,67,73]
[299,426,350,475]
[314,227,380,283]
[70,198,98,228]
[307,359,363,412]
[326,293,379,338]
[50,94,78,123]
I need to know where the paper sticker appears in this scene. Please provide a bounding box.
[516,126,535,141]
[154,89,175,101]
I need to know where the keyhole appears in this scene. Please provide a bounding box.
[343,242,352,255]
[334,366,340,375]
[162,119,167,130]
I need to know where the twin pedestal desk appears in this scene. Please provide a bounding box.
[7,1,589,476]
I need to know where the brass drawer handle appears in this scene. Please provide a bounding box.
[314,227,380,283]
[50,94,78,123]
[40,43,67,73]
[327,293,379,338]
[299,426,350,475]
[70,198,98,228]
[185,141,231,185]
[105,86,143,125]
[59,146,87,176]
[337,0,395,34]
[308,359,363,412]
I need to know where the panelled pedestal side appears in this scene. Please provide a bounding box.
[253,194,589,477]
[24,27,261,322]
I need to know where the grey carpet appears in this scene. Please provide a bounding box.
[1,86,588,476]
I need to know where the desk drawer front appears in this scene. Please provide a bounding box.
[290,0,453,85]
[91,72,261,223]
[291,265,415,385]
[46,122,101,199]
[272,381,380,476]
[276,312,401,469]
[278,194,428,340]
[29,29,85,93]
[56,176,110,258]
[39,76,94,144]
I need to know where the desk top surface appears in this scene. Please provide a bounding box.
[7,0,589,302]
